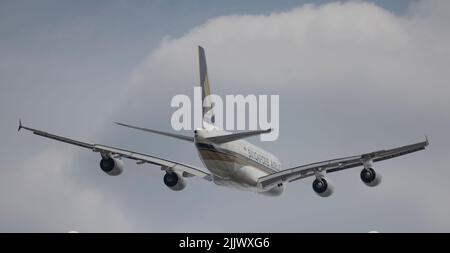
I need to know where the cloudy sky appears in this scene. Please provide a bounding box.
[1,0,449,232]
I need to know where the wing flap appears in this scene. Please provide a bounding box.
[94,144,211,180]
[19,124,94,149]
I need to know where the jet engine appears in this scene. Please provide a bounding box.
[100,157,124,176]
[312,177,334,197]
[163,171,186,191]
[360,168,382,187]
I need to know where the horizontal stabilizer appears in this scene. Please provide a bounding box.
[206,129,272,144]
[115,122,194,142]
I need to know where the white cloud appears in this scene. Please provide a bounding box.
[0,149,132,232]
[132,1,449,115]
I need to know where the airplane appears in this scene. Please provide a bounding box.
[18,46,429,197]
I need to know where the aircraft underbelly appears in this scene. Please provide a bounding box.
[196,141,283,195]
[201,158,268,191]
[206,161,284,196]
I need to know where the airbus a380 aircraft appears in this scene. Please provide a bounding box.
[19,46,428,197]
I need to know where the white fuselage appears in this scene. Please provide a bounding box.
[194,125,284,196]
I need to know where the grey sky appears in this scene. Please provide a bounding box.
[1,0,449,232]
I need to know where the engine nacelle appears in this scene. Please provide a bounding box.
[100,157,124,176]
[163,171,186,191]
[360,168,382,187]
[312,177,334,197]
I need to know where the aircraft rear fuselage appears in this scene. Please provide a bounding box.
[194,127,284,196]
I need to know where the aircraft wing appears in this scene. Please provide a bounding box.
[257,139,429,190]
[18,121,212,181]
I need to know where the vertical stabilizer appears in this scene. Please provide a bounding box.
[198,46,214,123]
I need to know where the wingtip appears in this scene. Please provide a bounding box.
[18,119,22,132]
[114,122,125,127]
[425,135,430,146]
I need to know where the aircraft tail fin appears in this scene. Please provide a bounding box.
[198,46,214,124]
